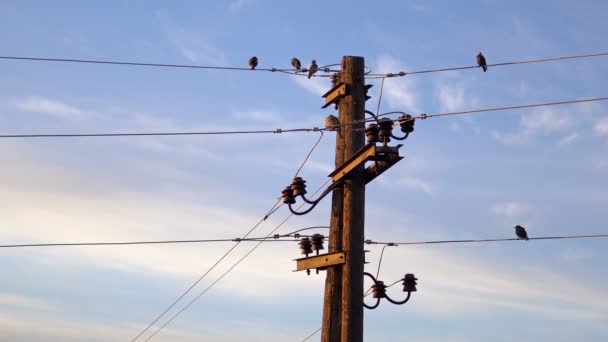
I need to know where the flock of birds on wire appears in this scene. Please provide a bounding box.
[248,56,318,78]
[246,52,489,77]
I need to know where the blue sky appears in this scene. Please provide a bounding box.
[1,1,607,341]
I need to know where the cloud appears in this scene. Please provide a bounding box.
[557,132,579,146]
[375,246,608,321]
[229,0,255,13]
[375,56,419,112]
[156,11,225,65]
[560,247,596,262]
[492,202,530,218]
[14,97,83,119]
[232,109,281,123]
[397,177,435,194]
[291,75,328,97]
[0,293,52,311]
[493,108,573,144]
[594,117,608,136]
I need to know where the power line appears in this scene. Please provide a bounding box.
[413,96,608,121]
[0,227,330,249]
[130,198,283,342]
[294,131,324,178]
[366,51,608,77]
[143,178,333,341]
[0,127,325,139]
[0,55,338,77]
[301,327,322,342]
[365,233,608,246]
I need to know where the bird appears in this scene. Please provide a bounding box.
[248,56,258,70]
[308,60,318,79]
[324,114,340,131]
[514,225,529,240]
[476,52,487,72]
[291,57,302,71]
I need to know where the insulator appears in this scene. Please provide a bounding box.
[281,186,296,204]
[372,280,387,298]
[402,273,418,292]
[291,177,307,197]
[378,118,394,145]
[398,114,415,134]
[366,124,380,144]
[299,237,313,257]
[311,234,325,253]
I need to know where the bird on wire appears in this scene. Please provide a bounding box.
[515,225,529,240]
[308,59,318,79]
[291,57,302,71]
[249,56,258,70]
[477,52,487,72]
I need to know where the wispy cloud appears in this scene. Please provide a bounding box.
[14,97,83,120]
[397,177,435,194]
[229,0,255,13]
[491,201,530,218]
[557,132,579,146]
[0,293,52,311]
[156,11,225,65]
[493,107,573,144]
[375,56,419,112]
[232,109,282,123]
[291,75,328,96]
[594,117,608,136]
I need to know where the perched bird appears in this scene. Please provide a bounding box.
[291,57,302,71]
[308,59,318,79]
[515,225,529,240]
[476,52,487,72]
[324,114,340,131]
[248,56,258,70]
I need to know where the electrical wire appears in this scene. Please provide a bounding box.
[0,226,331,249]
[294,131,324,178]
[130,198,282,342]
[0,127,325,139]
[375,243,396,279]
[0,55,339,77]
[412,96,608,121]
[375,77,386,119]
[143,179,333,341]
[301,327,322,342]
[366,51,608,77]
[365,233,608,246]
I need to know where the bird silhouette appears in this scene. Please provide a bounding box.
[476,52,487,72]
[515,225,529,240]
[324,114,340,131]
[291,57,302,71]
[248,56,258,70]
[308,60,318,79]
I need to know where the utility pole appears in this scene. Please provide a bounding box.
[291,55,408,341]
[322,56,366,342]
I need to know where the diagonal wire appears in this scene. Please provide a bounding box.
[143,179,333,341]
[130,198,282,342]
[301,327,322,341]
[375,77,386,119]
[294,130,324,178]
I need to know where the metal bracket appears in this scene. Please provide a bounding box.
[321,83,347,109]
[295,252,345,272]
[328,143,404,184]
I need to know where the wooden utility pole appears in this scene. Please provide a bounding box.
[322,56,366,342]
